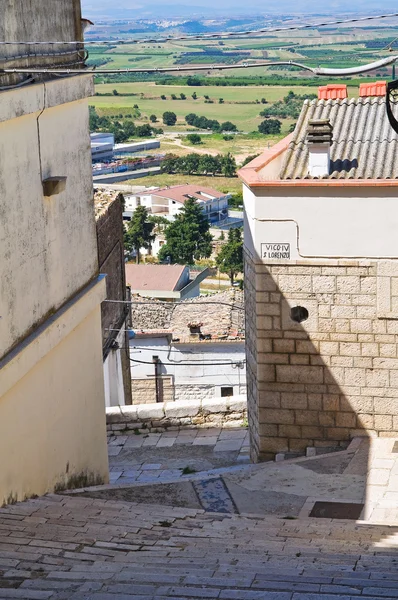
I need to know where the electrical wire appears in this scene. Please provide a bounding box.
[103,299,244,310]
[2,55,398,75]
[130,356,245,366]
[1,12,398,46]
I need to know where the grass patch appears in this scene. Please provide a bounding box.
[180,466,197,475]
[126,173,242,194]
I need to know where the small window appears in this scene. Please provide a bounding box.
[290,306,309,323]
[221,386,234,397]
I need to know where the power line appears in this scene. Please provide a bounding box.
[1,12,398,46]
[103,299,245,310]
[130,357,245,366]
[2,55,397,76]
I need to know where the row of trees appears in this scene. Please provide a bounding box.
[260,90,317,120]
[185,113,238,132]
[162,153,237,177]
[89,107,161,143]
[124,202,243,284]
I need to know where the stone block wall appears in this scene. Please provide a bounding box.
[106,396,247,435]
[245,250,398,461]
[131,376,174,404]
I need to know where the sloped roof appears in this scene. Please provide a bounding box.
[125,264,186,292]
[150,185,227,204]
[279,96,398,180]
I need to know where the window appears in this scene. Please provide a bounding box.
[221,386,234,397]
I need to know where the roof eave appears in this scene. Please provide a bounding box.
[238,129,398,189]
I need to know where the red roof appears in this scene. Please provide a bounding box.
[359,81,387,98]
[125,264,187,292]
[150,184,226,205]
[318,84,348,100]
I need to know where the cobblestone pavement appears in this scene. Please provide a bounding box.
[107,427,250,485]
[0,492,398,599]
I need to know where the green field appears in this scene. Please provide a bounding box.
[88,24,398,177]
[91,82,324,132]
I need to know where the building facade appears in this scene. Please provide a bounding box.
[95,190,132,407]
[129,289,246,403]
[240,90,398,462]
[124,185,230,224]
[0,0,109,504]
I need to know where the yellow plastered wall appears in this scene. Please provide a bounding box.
[0,306,109,505]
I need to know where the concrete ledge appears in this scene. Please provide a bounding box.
[106,396,247,434]
[165,400,201,418]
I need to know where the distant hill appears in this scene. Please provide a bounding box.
[81,1,398,20]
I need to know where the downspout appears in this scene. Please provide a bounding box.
[153,355,161,403]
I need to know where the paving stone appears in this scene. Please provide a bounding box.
[193,438,218,446]
[214,440,243,452]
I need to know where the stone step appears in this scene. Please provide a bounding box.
[0,494,398,599]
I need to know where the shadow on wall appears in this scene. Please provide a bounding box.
[243,249,390,526]
[245,264,371,461]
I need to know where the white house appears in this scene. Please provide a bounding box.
[128,289,246,404]
[123,184,230,223]
[130,333,246,404]
[239,82,398,461]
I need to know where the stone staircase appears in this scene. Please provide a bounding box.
[1,493,398,599]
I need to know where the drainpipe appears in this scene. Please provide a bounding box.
[153,355,161,403]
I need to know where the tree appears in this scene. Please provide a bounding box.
[220,121,237,132]
[216,228,243,285]
[171,94,177,100]
[261,97,267,104]
[258,119,282,135]
[186,133,202,145]
[185,113,198,125]
[221,153,237,178]
[163,111,177,126]
[219,98,224,104]
[150,114,157,122]
[219,230,225,241]
[112,89,119,96]
[241,154,260,167]
[124,120,136,139]
[148,215,169,234]
[136,124,152,137]
[180,153,200,175]
[161,94,166,100]
[187,75,202,86]
[199,154,220,176]
[161,153,179,174]
[158,198,212,265]
[180,93,186,100]
[125,206,155,264]
[191,92,198,100]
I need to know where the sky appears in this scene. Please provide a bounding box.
[81,0,398,20]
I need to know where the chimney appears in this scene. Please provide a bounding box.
[359,81,387,98]
[307,119,333,178]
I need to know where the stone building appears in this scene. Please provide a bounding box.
[0,0,109,504]
[239,87,398,461]
[95,190,132,407]
[129,290,246,403]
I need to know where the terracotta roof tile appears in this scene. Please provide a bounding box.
[150,184,227,204]
[125,264,186,292]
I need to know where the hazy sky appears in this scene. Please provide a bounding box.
[81,0,398,19]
